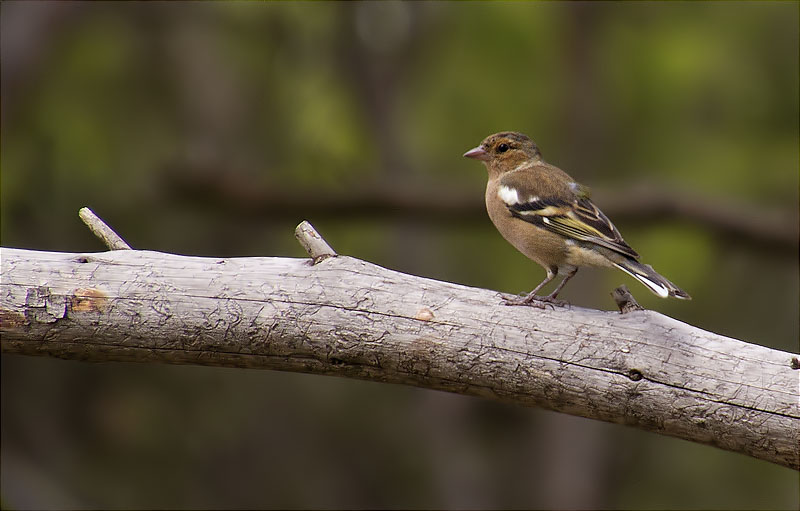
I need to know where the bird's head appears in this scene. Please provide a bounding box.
[463,132,542,176]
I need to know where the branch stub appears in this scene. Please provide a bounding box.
[78,207,132,250]
[294,221,337,264]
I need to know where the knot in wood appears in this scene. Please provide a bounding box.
[627,368,644,381]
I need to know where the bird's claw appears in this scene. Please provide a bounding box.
[499,293,570,310]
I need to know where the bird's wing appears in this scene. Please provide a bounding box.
[498,172,639,260]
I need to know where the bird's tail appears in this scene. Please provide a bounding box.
[613,259,691,300]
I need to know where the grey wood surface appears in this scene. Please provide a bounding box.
[1,247,798,469]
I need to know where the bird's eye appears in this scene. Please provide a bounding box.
[497,143,510,153]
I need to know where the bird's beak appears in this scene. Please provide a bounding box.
[463,146,490,161]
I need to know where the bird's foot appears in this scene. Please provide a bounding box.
[500,293,570,309]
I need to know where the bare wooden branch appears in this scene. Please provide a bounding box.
[78,207,132,250]
[294,220,337,263]
[1,245,798,470]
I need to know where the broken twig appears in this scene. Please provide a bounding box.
[612,285,644,313]
[294,220,337,263]
[78,207,132,250]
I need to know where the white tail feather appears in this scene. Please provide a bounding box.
[613,263,670,298]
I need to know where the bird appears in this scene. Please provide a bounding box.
[464,131,690,305]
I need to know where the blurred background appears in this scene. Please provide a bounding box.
[1,1,798,509]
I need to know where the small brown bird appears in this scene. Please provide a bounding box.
[464,131,690,305]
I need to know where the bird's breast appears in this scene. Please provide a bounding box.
[484,179,568,269]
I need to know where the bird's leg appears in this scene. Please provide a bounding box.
[502,269,556,307]
[539,267,578,306]
[502,268,578,308]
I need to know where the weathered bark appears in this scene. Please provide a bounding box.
[1,246,798,470]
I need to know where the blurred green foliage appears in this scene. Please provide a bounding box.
[1,1,798,509]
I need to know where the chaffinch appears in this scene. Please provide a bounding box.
[464,131,690,305]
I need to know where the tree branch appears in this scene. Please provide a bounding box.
[164,172,799,254]
[1,219,798,471]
